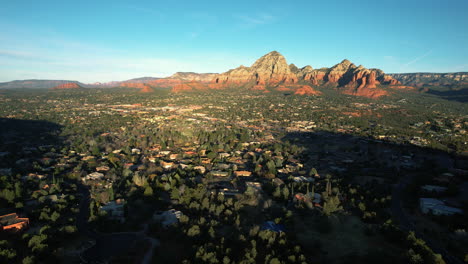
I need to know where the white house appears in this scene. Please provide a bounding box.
[153,209,183,227]
[83,172,104,182]
[419,198,463,215]
[421,185,447,193]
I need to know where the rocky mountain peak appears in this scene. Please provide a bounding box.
[249,51,297,85]
[251,51,289,72]
[289,64,299,73]
[331,59,356,72]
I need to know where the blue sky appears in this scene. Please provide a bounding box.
[1,0,467,83]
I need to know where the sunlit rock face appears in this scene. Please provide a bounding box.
[51,83,82,89]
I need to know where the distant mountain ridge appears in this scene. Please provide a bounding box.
[171,51,411,98]
[0,79,86,89]
[2,52,467,99]
[389,72,468,89]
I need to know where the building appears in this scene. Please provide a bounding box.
[272,178,285,186]
[0,213,29,232]
[245,181,262,191]
[419,198,463,215]
[218,153,230,159]
[218,188,240,197]
[96,166,110,172]
[261,221,285,233]
[161,161,174,170]
[153,209,183,227]
[234,171,252,177]
[83,172,104,181]
[211,171,229,177]
[193,166,206,174]
[421,185,447,193]
[293,176,315,183]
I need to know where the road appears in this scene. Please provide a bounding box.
[391,174,463,264]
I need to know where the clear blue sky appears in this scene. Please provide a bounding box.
[1,0,467,83]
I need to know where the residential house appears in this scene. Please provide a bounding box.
[159,151,171,156]
[211,171,229,177]
[193,166,206,174]
[419,198,463,215]
[218,188,240,197]
[245,182,262,191]
[218,153,230,159]
[0,213,29,232]
[96,166,110,172]
[293,176,315,183]
[83,172,104,182]
[161,161,174,170]
[261,221,285,233]
[153,209,183,227]
[131,148,141,154]
[272,178,285,186]
[421,185,447,193]
[234,171,252,177]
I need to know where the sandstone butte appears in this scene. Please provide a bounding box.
[120,82,154,93]
[51,82,82,90]
[120,51,411,99]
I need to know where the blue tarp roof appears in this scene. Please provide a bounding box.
[261,221,285,233]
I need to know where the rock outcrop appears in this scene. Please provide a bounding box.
[212,51,298,89]
[169,72,217,82]
[389,72,468,89]
[146,79,183,88]
[0,80,85,89]
[120,82,153,93]
[51,82,82,90]
[294,85,322,96]
[172,81,209,93]
[85,50,401,99]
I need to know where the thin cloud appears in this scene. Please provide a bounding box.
[121,4,165,19]
[235,13,275,26]
[403,49,433,67]
[452,63,468,71]
[0,49,52,62]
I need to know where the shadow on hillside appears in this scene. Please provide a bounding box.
[0,118,141,262]
[0,118,64,169]
[280,130,461,173]
[278,130,467,263]
[426,88,468,103]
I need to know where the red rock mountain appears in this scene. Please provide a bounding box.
[116,51,405,99]
[212,51,298,89]
[120,82,154,93]
[51,83,82,90]
[169,72,217,82]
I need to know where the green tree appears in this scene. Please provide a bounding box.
[144,186,154,196]
[22,256,35,264]
[273,187,281,198]
[50,211,60,222]
[28,234,48,253]
[283,187,290,200]
[323,195,342,216]
[187,225,200,237]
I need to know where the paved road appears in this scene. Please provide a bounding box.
[392,174,463,264]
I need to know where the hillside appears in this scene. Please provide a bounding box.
[0,80,86,89]
[172,51,408,98]
[389,72,468,89]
